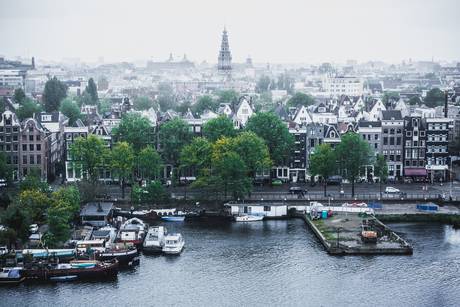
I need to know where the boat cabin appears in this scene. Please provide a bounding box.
[80,202,114,228]
[75,240,106,252]
[165,234,183,245]
[229,203,288,219]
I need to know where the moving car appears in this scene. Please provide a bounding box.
[271,179,282,186]
[385,187,400,194]
[289,187,307,194]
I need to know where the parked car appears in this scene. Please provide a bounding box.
[385,187,400,193]
[252,178,265,186]
[326,176,342,185]
[271,179,282,186]
[289,186,307,194]
[30,224,39,233]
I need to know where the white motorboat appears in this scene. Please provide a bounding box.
[162,233,185,255]
[234,214,264,222]
[0,267,25,284]
[91,225,117,248]
[143,226,168,254]
[116,218,148,248]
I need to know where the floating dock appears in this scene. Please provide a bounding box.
[293,208,413,255]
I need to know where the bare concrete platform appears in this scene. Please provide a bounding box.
[294,212,413,255]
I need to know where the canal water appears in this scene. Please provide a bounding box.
[1,218,460,307]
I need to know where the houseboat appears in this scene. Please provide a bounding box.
[143,226,167,254]
[162,234,185,255]
[116,218,148,248]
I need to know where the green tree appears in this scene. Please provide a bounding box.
[18,166,51,194]
[214,89,239,105]
[246,111,295,181]
[202,114,237,142]
[112,113,154,154]
[374,153,388,196]
[413,86,428,93]
[99,97,113,114]
[0,97,8,113]
[18,189,52,223]
[16,98,42,121]
[98,75,108,85]
[233,132,272,178]
[110,142,135,199]
[136,179,171,206]
[85,77,99,105]
[174,99,192,115]
[308,143,337,196]
[59,97,84,126]
[424,72,437,80]
[160,117,194,167]
[157,82,174,94]
[259,91,273,105]
[194,94,219,115]
[424,88,445,108]
[334,132,373,196]
[277,74,295,95]
[158,94,174,111]
[382,92,400,106]
[134,95,157,111]
[43,77,68,112]
[13,88,27,104]
[285,92,316,110]
[0,203,30,250]
[139,145,163,180]
[180,137,213,179]
[69,134,109,184]
[408,95,422,106]
[255,75,271,93]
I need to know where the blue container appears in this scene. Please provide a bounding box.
[322,210,327,219]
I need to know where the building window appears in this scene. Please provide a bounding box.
[29,127,33,132]
[396,150,401,161]
[13,155,18,165]
[375,143,379,149]
[389,150,395,161]
[389,165,394,176]
[29,144,34,151]
[37,154,41,165]
[383,137,388,145]
[406,131,412,137]
[36,144,41,151]
[419,149,425,158]
[374,134,380,140]
[397,128,402,134]
[406,140,411,147]
[420,131,425,137]
[13,135,18,142]
[390,137,395,145]
[36,135,41,141]
[13,144,18,151]
[390,128,395,134]
[396,137,401,145]
[23,155,27,165]
[22,144,27,151]
[22,135,26,141]
[6,136,11,142]
[29,135,34,141]
[383,128,388,134]
[30,155,34,165]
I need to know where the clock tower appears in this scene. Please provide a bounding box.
[217,26,232,82]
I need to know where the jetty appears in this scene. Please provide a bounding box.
[292,203,414,255]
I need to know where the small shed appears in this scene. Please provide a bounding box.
[80,202,114,228]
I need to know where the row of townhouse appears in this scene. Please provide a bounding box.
[0,110,66,181]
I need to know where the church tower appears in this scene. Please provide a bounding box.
[217,26,232,82]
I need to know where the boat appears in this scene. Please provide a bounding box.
[91,225,117,248]
[17,249,76,262]
[162,233,185,255]
[19,259,119,280]
[98,244,138,264]
[0,267,25,284]
[70,260,100,267]
[116,218,148,248]
[112,208,158,220]
[234,213,265,222]
[143,226,168,254]
[161,216,185,222]
[50,275,77,282]
[154,209,204,220]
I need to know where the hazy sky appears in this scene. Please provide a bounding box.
[1,0,459,65]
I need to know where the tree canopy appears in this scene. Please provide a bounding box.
[110,142,135,199]
[245,111,295,179]
[59,97,84,125]
[308,143,337,196]
[134,95,157,111]
[424,88,445,108]
[158,94,174,111]
[157,82,174,94]
[112,112,154,154]
[43,77,69,112]
[69,134,109,184]
[194,94,219,115]
[334,132,373,196]
[13,88,27,104]
[159,117,194,167]
[202,114,237,142]
[85,77,98,105]
[285,92,316,110]
[408,95,422,106]
[255,75,271,93]
[16,98,42,121]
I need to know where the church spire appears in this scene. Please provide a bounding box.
[218,25,232,82]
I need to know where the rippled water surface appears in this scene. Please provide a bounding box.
[2,218,460,307]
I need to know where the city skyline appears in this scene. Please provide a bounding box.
[1,0,459,65]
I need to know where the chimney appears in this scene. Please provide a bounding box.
[97,202,103,212]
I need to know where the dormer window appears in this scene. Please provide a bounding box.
[41,115,52,121]
[318,107,326,112]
